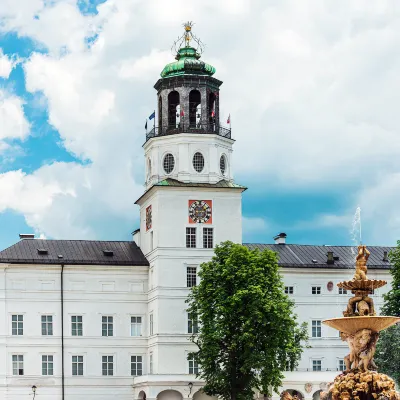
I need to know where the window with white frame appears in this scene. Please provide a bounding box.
[186,227,196,248]
[131,355,143,376]
[12,355,24,375]
[312,320,322,338]
[102,355,114,376]
[149,353,153,374]
[312,286,321,295]
[71,316,83,336]
[203,227,213,248]
[12,315,23,336]
[72,355,84,376]
[187,266,197,287]
[41,315,53,336]
[312,359,322,371]
[188,312,199,334]
[149,313,154,336]
[102,316,113,337]
[338,359,345,371]
[188,355,199,374]
[285,286,294,295]
[131,316,142,337]
[338,287,347,295]
[42,355,54,375]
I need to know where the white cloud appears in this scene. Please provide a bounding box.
[0,90,30,140]
[0,49,15,78]
[0,0,400,242]
[242,216,269,236]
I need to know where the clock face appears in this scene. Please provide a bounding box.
[188,200,212,224]
[146,205,152,231]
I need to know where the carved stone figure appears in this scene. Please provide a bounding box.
[354,245,370,281]
[343,291,375,317]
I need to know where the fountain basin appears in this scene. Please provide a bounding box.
[323,316,400,334]
[337,279,386,291]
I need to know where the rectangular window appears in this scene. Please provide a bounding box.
[338,359,345,371]
[102,355,114,376]
[338,288,347,295]
[312,320,322,338]
[285,360,293,371]
[102,316,113,337]
[131,355,143,376]
[312,359,322,371]
[312,286,321,295]
[72,355,84,376]
[41,315,53,336]
[188,356,199,374]
[42,355,54,376]
[285,286,294,295]
[71,316,83,336]
[131,316,142,337]
[187,266,197,288]
[203,227,213,249]
[12,315,23,336]
[186,227,196,248]
[149,314,153,336]
[188,313,199,334]
[12,355,24,375]
[149,353,153,374]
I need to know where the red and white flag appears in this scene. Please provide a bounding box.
[211,110,215,118]
[227,114,230,124]
[180,108,184,117]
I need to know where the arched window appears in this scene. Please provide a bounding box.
[158,96,162,130]
[189,90,201,128]
[168,91,180,129]
[208,92,216,128]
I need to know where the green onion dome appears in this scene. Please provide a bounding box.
[160,47,216,78]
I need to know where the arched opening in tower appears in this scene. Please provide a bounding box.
[158,96,162,130]
[208,92,216,129]
[168,91,180,129]
[189,89,201,128]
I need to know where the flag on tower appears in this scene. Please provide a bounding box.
[227,114,230,124]
[211,110,215,118]
[180,108,185,117]
[149,111,155,120]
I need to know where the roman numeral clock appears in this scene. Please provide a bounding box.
[188,200,212,224]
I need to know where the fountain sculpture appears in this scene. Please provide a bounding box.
[323,245,400,400]
[280,245,400,400]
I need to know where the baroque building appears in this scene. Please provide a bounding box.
[0,23,393,400]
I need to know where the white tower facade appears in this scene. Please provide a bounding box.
[133,23,246,399]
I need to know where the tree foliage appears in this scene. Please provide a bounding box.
[375,240,400,386]
[186,241,308,400]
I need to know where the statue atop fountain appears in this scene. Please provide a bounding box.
[322,245,400,400]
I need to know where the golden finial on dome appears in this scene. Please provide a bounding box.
[171,21,205,56]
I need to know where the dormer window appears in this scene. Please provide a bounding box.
[193,152,204,173]
[37,249,48,255]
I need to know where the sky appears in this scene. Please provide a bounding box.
[0,0,400,250]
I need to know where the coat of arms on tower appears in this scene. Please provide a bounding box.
[188,200,212,224]
[146,205,152,231]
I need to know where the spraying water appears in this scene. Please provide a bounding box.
[350,207,362,258]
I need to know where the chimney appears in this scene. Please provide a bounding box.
[383,251,389,262]
[19,233,35,240]
[327,251,334,264]
[273,232,287,245]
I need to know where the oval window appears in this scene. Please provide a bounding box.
[220,155,226,175]
[163,153,175,174]
[192,152,205,173]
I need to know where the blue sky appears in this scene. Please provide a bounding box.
[1,0,400,250]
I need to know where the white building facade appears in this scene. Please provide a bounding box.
[0,25,393,400]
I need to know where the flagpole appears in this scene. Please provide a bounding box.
[153,110,155,132]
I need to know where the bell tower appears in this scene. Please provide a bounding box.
[133,25,245,393]
[144,22,233,188]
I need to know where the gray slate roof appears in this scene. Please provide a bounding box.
[244,244,393,269]
[0,239,149,266]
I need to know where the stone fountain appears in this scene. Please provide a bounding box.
[321,245,400,400]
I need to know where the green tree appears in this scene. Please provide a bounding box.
[186,241,308,400]
[375,241,400,386]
